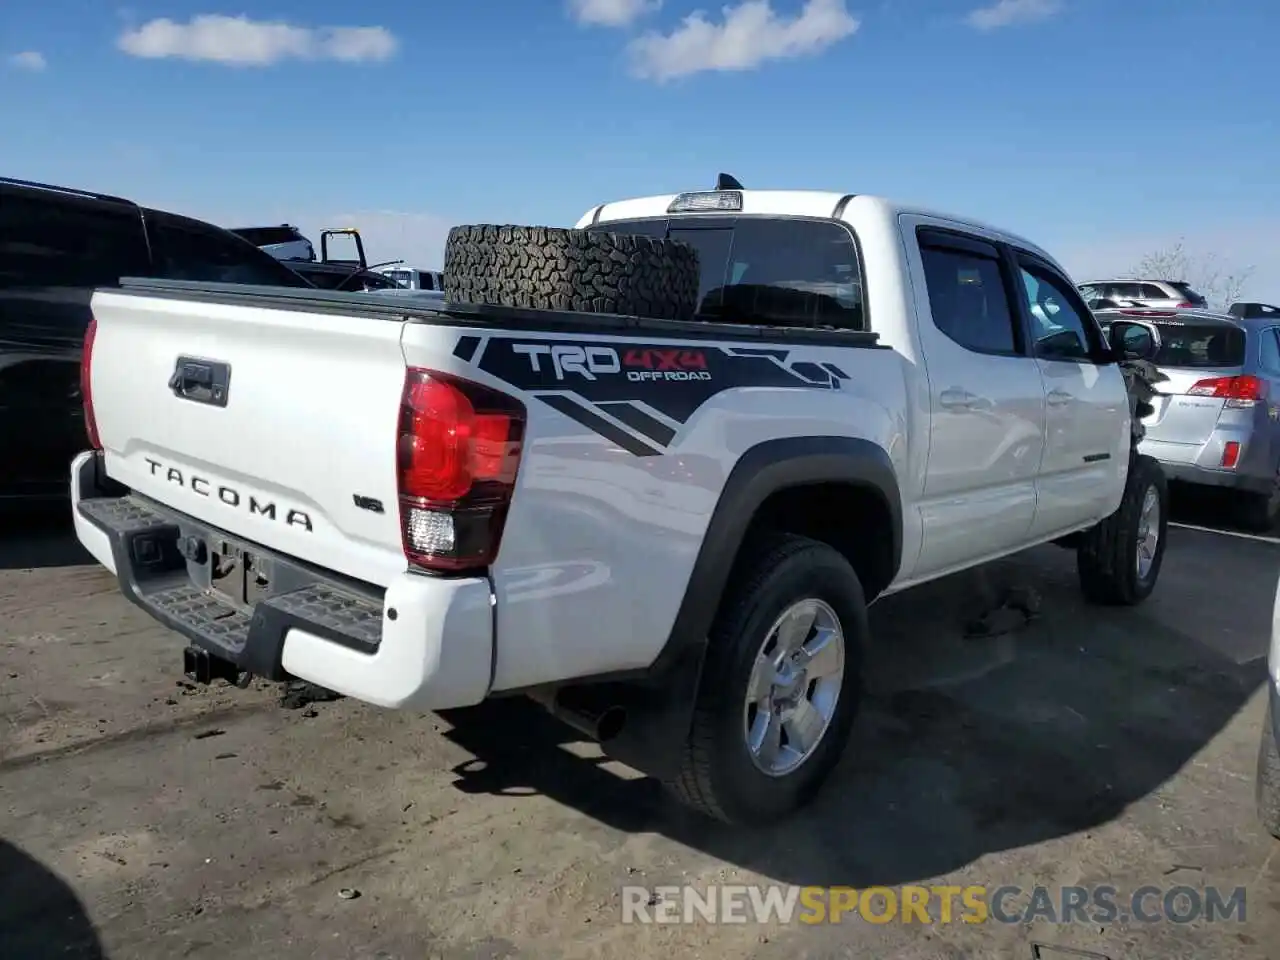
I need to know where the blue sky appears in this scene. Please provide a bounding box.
[2,0,1276,301]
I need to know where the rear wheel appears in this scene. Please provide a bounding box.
[1077,454,1168,605]
[1257,697,1280,839]
[665,533,866,825]
[1237,476,1280,532]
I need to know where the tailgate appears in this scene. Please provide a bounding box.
[1142,365,1236,445]
[88,287,410,586]
[1141,318,1248,446]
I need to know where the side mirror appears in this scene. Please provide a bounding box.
[1108,319,1161,361]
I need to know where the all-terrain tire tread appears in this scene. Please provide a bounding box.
[1077,453,1167,605]
[663,533,863,824]
[1257,698,1280,839]
[442,224,701,322]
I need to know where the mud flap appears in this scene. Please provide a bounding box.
[587,641,708,782]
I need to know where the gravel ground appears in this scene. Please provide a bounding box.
[2,490,1279,960]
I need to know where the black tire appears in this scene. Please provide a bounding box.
[1077,453,1168,605]
[1237,477,1280,532]
[1258,696,1280,839]
[664,533,867,825]
[442,224,701,321]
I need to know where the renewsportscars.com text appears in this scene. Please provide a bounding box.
[620,884,1247,925]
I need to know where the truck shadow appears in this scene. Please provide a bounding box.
[0,839,105,959]
[441,535,1273,889]
[0,503,91,571]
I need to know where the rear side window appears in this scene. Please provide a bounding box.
[1168,281,1207,305]
[0,193,148,289]
[1150,322,1245,367]
[148,213,312,288]
[1109,282,1144,300]
[588,216,865,330]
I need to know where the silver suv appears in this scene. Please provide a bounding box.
[1096,306,1280,529]
[1080,279,1208,310]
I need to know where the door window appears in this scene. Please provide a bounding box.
[919,245,1019,355]
[1018,266,1097,362]
[1258,329,1280,375]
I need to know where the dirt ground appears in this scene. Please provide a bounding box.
[3,492,1280,960]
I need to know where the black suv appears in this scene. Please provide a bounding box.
[0,177,314,504]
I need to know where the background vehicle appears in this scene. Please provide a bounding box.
[229,224,315,263]
[0,176,313,504]
[1230,302,1280,320]
[1095,305,1280,529]
[71,179,1165,825]
[1079,279,1208,311]
[377,267,444,292]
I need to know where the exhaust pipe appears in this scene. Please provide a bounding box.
[528,685,627,743]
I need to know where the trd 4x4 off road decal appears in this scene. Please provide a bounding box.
[453,334,849,456]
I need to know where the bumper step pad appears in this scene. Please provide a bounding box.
[78,495,384,678]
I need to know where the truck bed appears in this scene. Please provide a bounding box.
[112,277,888,346]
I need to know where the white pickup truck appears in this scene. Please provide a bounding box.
[71,178,1169,825]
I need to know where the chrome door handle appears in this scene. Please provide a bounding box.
[1047,389,1074,407]
[940,388,978,410]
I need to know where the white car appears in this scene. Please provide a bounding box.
[71,179,1167,825]
[377,266,444,292]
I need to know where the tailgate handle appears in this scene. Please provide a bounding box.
[169,356,231,408]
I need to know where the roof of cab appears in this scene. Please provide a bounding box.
[583,188,1058,267]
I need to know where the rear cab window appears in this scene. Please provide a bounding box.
[1149,319,1245,368]
[586,215,866,330]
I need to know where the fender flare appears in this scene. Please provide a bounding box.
[652,434,902,677]
[585,436,903,781]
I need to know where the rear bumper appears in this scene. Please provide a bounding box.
[1154,460,1272,493]
[70,450,494,711]
[1139,435,1273,494]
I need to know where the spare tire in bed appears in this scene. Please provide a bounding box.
[443,224,701,322]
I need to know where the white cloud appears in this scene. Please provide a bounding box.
[628,0,860,82]
[117,15,397,66]
[9,51,47,72]
[966,0,1061,30]
[569,0,661,27]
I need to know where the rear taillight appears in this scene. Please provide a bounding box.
[396,368,525,573]
[1187,374,1266,408]
[80,315,102,450]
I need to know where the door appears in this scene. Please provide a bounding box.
[1014,255,1129,536]
[0,190,150,498]
[908,226,1048,579]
